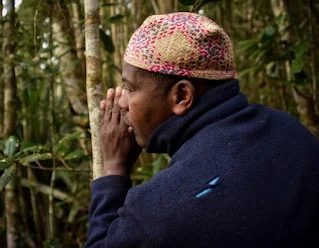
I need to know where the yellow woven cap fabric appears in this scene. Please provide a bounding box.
[124,12,236,80]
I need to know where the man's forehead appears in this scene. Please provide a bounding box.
[122,62,153,86]
[122,62,138,83]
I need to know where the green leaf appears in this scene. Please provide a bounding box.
[107,14,125,24]
[53,143,71,156]
[20,140,36,150]
[264,26,276,36]
[0,159,11,170]
[0,165,16,191]
[291,58,304,74]
[14,144,47,159]
[266,62,279,78]
[260,26,276,43]
[68,205,81,223]
[238,39,255,51]
[290,41,309,74]
[39,44,59,54]
[4,136,19,158]
[0,139,5,152]
[64,150,85,160]
[180,0,196,6]
[193,0,220,11]
[58,132,82,144]
[292,40,309,59]
[238,66,260,77]
[137,167,153,176]
[275,12,286,25]
[152,155,168,175]
[19,153,53,165]
[20,145,45,153]
[100,29,115,53]
[53,132,82,156]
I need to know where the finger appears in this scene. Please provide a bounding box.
[120,108,128,128]
[111,87,122,124]
[100,100,106,111]
[105,88,115,122]
[100,100,106,120]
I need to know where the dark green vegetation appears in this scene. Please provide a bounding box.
[0,0,318,247]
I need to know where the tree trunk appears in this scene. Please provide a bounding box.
[52,1,88,115]
[84,0,104,179]
[0,0,4,139]
[3,1,17,138]
[110,3,123,86]
[157,0,175,14]
[271,0,319,137]
[2,1,20,247]
[72,0,85,71]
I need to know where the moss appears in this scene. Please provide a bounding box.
[85,11,100,25]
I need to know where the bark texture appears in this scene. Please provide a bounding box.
[52,1,87,115]
[85,0,104,179]
[72,0,85,70]
[2,1,20,247]
[0,0,4,138]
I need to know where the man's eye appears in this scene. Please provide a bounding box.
[123,85,133,93]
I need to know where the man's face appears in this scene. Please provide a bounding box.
[119,62,173,148]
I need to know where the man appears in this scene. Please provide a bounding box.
[85,12,319,247]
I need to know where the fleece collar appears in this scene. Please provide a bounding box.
[145,80,248,156]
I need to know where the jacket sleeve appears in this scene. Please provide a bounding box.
[84,175,150,248]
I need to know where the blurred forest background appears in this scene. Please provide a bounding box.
[0,0,318,247]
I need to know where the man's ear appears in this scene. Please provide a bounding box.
[169,80,195,116]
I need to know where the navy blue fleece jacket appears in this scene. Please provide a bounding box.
[85,80,319,247]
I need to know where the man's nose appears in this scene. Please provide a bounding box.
[119,89,129,110]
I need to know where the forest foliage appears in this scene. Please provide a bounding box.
[0,0,318,247]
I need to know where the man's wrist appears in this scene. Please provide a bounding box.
[103,161,130,177]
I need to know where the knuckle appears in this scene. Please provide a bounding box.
[112,104,121,113]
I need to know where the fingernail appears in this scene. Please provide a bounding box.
[116,87,121,95]
[100,100,105,108]
[107,88,114,97]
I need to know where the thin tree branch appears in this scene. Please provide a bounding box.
[33,0,44,54]
[16,161,92,172]
[20,178,80,204]
[150,0,160,14]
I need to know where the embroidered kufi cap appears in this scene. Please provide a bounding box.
[124,12,236,80]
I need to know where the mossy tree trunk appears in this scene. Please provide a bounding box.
[85,0,104,179]
[2,0,20,247]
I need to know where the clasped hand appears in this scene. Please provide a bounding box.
[100,87,142,177]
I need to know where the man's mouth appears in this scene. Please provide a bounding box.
[122,115,136,136]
